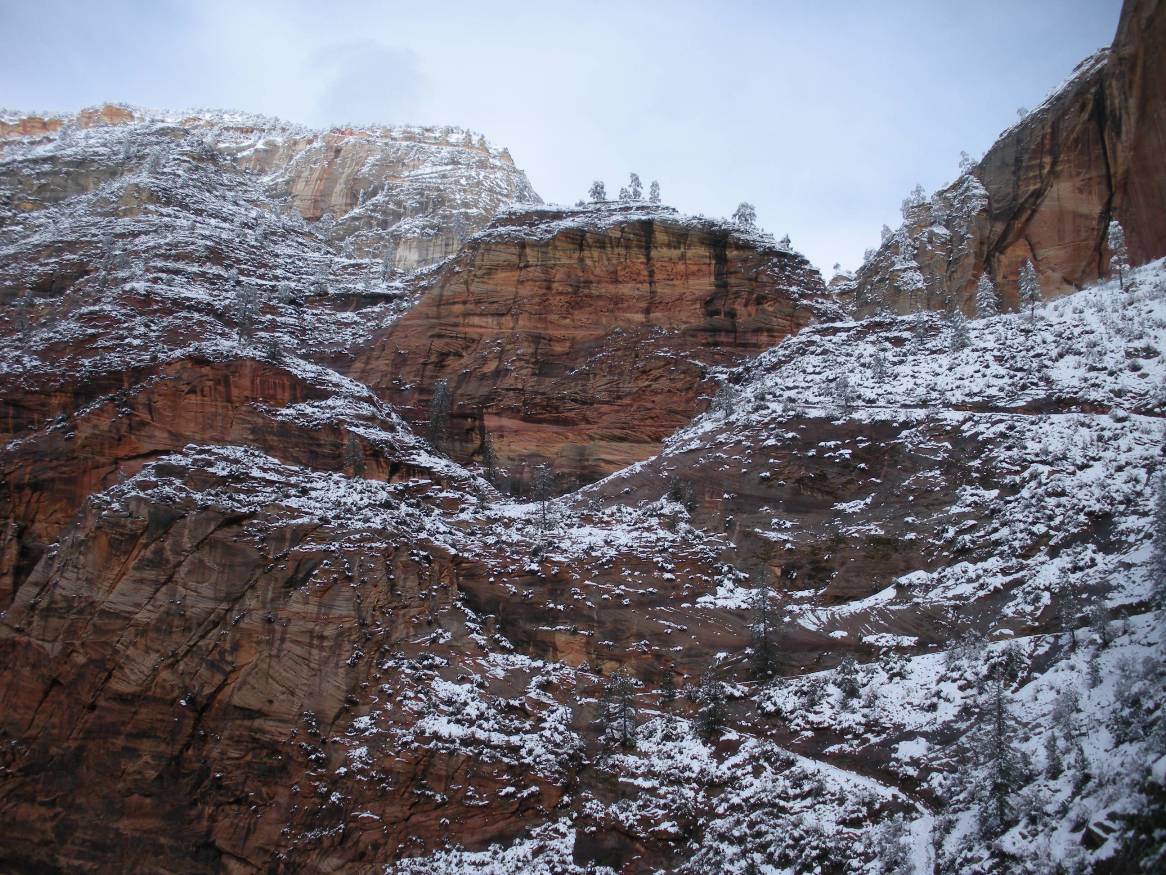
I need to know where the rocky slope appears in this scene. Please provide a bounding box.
[849,0,1165,316]
[2,263,1163,874]
[0,103,541,272]
[0,3,1164,871]
[349,203,833,492]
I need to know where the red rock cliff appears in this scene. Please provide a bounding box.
[349,204,831,491]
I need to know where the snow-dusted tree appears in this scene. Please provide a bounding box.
[836,655,861,701]
[974,273,998,318]
[1107,219,1131,291]
[532,463,555,534]
[900,184,926,219]
[778,234,792,251]
[1018,258,1041,322]
[870,814,913,875]
[830,373,853,414]
[880,224,893,243]
[618,185,631,201]
[1057,584,1080,651]
[949,309,971,351]
[232,284,260,341]
[588,180,606,202]
[695,670,727,738]
[628,173,643,200]
[604,669,637,749]
[732,202,757,229]
[871,349,888,382]
[976,677,1029,837]
[1016,106,1029,120]
[1152,474,1166,606]
[316,212,334,235]
[1088,603,1113,648]
[1043,731,1063,779]
[959,150,975,172]
[750,578,781,680]
[648,180,661,204]
[427,379,452,451]
[659,666,676,707]
[343,433,365,478]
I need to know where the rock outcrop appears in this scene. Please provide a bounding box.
[850,0,1165,316]
[349,204,833,491]
[0,104,540,271]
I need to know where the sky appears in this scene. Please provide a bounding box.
[0,0,1123,273]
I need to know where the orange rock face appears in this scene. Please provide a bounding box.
[350,206,830,491]
[851,0,1166,315]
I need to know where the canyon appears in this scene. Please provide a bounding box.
[0,1,1164,873]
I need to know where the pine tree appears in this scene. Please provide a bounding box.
[977,676,1028,837]
[588,180,606,202]
[871,350,888,382]
[1057,584,1080,651]
[831,373,853,414]
[696,670,727,738]
[1018,259,1041,323]
[648,180,660,204]
[427,379,452,451]
[900,183,926,219]
[532,464,555,534]
[608,670,637,749]
[233,284,260,341]
[1106,219,1131,291]
[778,234,792,251]
[618,186,631,201]
[1089,603,1112,649]
[660,666,676,708]
[1043,731,1063,779]
[750,579,781,680]
[1151,474,1166,606]
[836,654,861,701]
[949,309,971,351]
[732,202,757,229]
[974,273,998,318]
[628,173,643,200]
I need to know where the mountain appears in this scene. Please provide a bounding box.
[848,0,1165,317]
[0,2,1164,873]
[0,103,541,273]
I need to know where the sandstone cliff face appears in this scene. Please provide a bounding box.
[350,204,833,491]
[0,104,540,271]
[1,5,1164,869]
[850,0,1165,316]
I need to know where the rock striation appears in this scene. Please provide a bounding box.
[349,204,834,491]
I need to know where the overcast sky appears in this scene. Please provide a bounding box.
[1,0,1122,272]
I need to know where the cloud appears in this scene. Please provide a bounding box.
[305,40,428,127]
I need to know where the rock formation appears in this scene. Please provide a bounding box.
[0,104,540,272]
[0,2,1163,872]
[350,204,833,491]
[850,0,1165,316]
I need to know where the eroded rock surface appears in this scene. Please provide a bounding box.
[850,0,1165,316]
[350,204,833,491]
